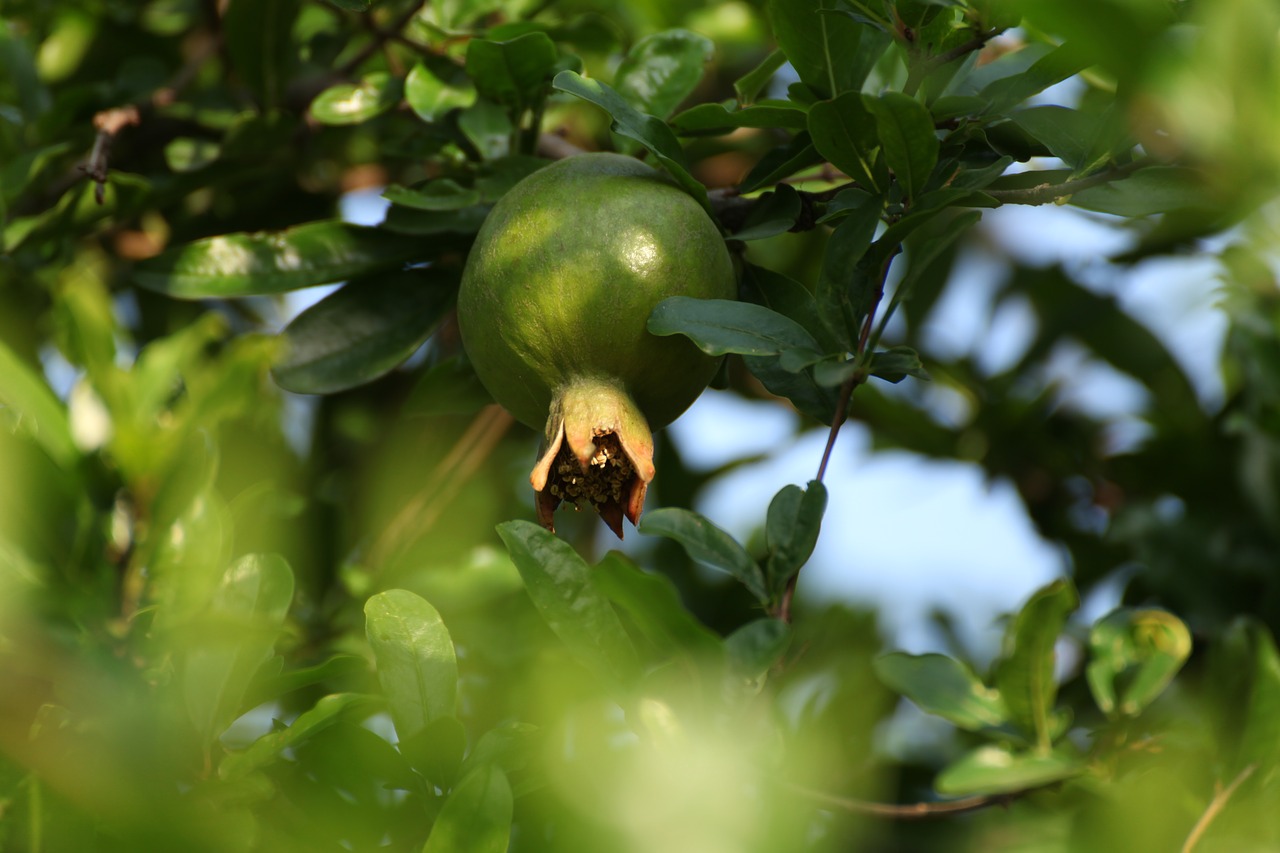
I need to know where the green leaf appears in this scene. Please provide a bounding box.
[458,99,513,159]
[732,184,802,241]
[808,93,881,190]
[1086,608,1191,719]
[465,32,558,113]
[638,508,767,604]
[135,221,423,298]
[398,715,467,788]
[382,203,490,236]
[743,354,842,424]
[0,336,77,470]
[725,618,791,678]
[741,263,840,353]
[309,72,403,125]
[184,554,296,742]
[223,0,299,108]
[764,0,890,98]
[978,41,1092,115]
[323,0,372,9]
[868,92,939,202]
[592,551,724,664]
[874,653,1007,730]
[365,589,458,741]
[244,654,367,708]
[764,481,827,597]
[994,579,1079,752]
[551,70,708,210]
[219,693,379,780]
[422,765,513,853]
[1069,166,1208,217]
[817,194,883,346]
[1236,623,1280,773]
[460,721,539,780]
[272,268,456,395]
[496,520,640,688]
[936,744,1084,796]
[868,345,928,384]
[671,101,808,135]
[405,62,475,122]
[738,132,823,193]
[648,297,823,361]
[734,48,786,104]
[614,29,713,121]
[382,180,481,211]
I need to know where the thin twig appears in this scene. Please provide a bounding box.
[337,0,428,76]
[369,404,514,570]
[1180,764,1256,853]
[904,28,1002,97]
[82,106,140,204]
[983,160,1148,206]
[787,780,1037,820]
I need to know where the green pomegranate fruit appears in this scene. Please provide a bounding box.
[457,152,736,537]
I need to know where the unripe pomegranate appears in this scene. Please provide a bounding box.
[457,153,736,537]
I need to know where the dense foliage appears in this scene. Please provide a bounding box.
[3,0,1280,850]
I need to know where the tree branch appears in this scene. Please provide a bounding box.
[983,160,1148,206]
[1180,764,1256,853]
[786,780,1040,820]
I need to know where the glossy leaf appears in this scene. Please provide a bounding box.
[184,554,296,742]
[496,520,640,688]
[272,268,455,395]
[868,92,938,202]
[744,354,842,424]
[817,195,883,346]
[978,41,1092,115]
[725,618,791,678]
[0,336,77,470]
[551,70,708,209]
[1086,608,1191,719]
[219,693,378,780]
[1070,166,1207,217]
[638,508,767,604]
[309,72,402,125]
[764,481,827,596]
[134,221,423,298]
[365,589,458,741]
[614,29,713,120]
[649,297,823,361]
[465,33,558,112]
[405,61,474,122]
[936,744,1085,796]
[995,579,1079,751]
[874,653,1007,730]
[734,47,786,104]
[422,765,513,853]
[765,0,889,98]
[671,101,808,135]
[808,93,881,190]
[592,551,723,663]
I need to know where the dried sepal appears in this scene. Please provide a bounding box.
[530,377,655,539]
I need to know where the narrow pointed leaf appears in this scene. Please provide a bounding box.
[496,520,640,688]
[764,481,827,596]
[808,93,881,190]
[995,579,1079,751]
[868,92,938,202]
[649,297,823,361]
[734,47,786,104]
[0,337,77,470]
[639,508,767,604]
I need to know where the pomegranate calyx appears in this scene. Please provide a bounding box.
[530,376,655,539]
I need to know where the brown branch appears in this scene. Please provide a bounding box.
[337,0,429,76]
[983,160,1148,206]
[786,780,1039,820]
[1180,764,1256,853]
[82,107,141,204]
